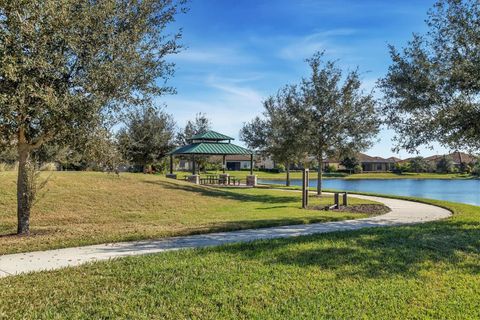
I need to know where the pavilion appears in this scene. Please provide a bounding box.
[167,131,257,185]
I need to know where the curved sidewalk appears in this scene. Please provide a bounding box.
[0,194,451,278]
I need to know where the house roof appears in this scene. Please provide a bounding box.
[169,142,252,155]
[387,156,402,162]
[323,153,401,163]
[189,131,234,142]
[357,153,397,163]
[425,152,477,164]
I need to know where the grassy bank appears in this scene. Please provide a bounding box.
[0,196,479,318]
[344,172,473,180]
[0,171,376,255]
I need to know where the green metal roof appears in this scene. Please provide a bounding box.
[189,131,234,141]
[169,142,252,155]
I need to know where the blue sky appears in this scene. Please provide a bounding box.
[162,0,448,158]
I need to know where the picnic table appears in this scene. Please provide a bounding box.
[198,175,241,186]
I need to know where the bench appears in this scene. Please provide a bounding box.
[327,192,348,210]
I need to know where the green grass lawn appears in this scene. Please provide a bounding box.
[0,197,479,319]
[0,171,376,255]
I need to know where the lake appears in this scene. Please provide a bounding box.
[258,178,480,206]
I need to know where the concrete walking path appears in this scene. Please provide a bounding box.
[0,193,451,278]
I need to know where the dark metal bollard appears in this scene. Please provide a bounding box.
[302,169,309,209]
[343,192,348,206]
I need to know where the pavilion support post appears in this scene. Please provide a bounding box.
[192,155,196,175]
[246,153,257,187]
[166,154,177,179]
[250,153,253,175]
[187,154,199,184]
[222,155,226,173]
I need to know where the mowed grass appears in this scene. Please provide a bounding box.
[0,198,479,319]
[0,171,376,255]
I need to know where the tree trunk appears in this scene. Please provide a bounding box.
[317,154,323,196]
[17,145,31,235]
[286,162,290,187]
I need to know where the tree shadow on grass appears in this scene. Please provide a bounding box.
[143,179,301,204]
[209,219,480,279]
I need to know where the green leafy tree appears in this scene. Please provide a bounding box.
[241,85,305,186]
[379,0,480,153]
[458,162,471,174]
[409,156,430,173]
[436,156,455,173]
[0,142,16,164]
[300,52,380,195]
[0,0,186,234]
[31,127,121,172]
[176,113,212,173]
[340,156,360,174]
[394,162,410,174]
[117,107,176,172]
[176,113,211,146]
[472,158,480,176]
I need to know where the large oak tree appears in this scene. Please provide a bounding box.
[0,0,186,234]
[117,107,176,171]
[241,85,305,186]
[379,0,480,153]
[300,52,380,195]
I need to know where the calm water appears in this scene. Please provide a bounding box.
[259,178,480,206]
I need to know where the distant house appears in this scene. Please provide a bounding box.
[424,151,477,169]
[358,153,397,172]
[323,153,398,172]
[254,153,275,170]
[321,157,343,170]
[224,155,253,170]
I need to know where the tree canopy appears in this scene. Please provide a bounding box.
[300,53,380,194]
[176,113,211,146]
[117,107,176,170]
[0,0,186,234]
[379,0,480,153]
[241,85,305,186]
[242,52,380,193]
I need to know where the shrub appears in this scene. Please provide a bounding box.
[459,162,472,174]
[436,156,454,173]
[353,164,363,174]
[408,156,429,173]
[472,160,480,176]
[275,164,286,172]
[324,165,337,173]
[394,162,410,174]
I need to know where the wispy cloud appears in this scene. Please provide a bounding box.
[172,45,257,65]
[162,75,266,143]
[279,29,358,60]
[205,75,264,104]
